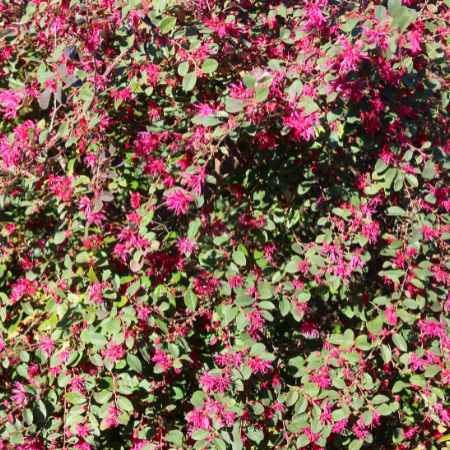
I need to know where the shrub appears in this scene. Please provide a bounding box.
[1,0,450,449]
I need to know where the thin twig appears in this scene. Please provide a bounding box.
[103,36,135,78]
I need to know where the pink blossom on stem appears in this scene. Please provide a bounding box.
[199,371,232,393]
[165,189,194,215]
[12,382,27,404]
[246,356,272,374]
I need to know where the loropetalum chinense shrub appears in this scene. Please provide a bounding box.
[2,0,450,449]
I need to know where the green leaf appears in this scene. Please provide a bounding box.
[367,315,383,335]
[250,343,266,356]
[442,91,449,109]
[127,280,140,297]
[201,249,224,267]
[188,218,201,241]
[331,409,347,421]
[362,410,373,426]
[386,206,406,216]
[191,391,205,409]
[437,434,450,444]
[243,74,256,89]
[329,334,345,344]
[381,344,391,364]
[117,396,134,412]
[374,5,386,20]
[365,184,383,196]
[22,408,33,426]
[141,445,156,450]
[252,403,265,415]
[255,87,269,102]
[393,428,404,444]
[127,354,143,374]
[213,438,227,450]
[392,333,407,352]
[410,374,426,388]
[10,432,23,445]
[286,259,300,273]
[22,302,33,316]
[424,364,442,378]
[155,319,168,333]
[224,307,239,325]
[192,429,211,440]
[184,289,198,311]
[88,267,100,284]
[90,354,103,366]
[308,255,326,268]
[94,390,113,404]
[424,78,441,90]
[280,298,291,316]
[166,430,184,446]
[201,59,218,74]
[375,404,392,416]
[388,0,402,15]
[232,250,246,266]
[348,439,364,450]
[269,58,283,70]
[76,252,90,264]
[159,17,176,34]
[332,378,346,389]
[259,301,275,309]
[327,108,343,123]
[392,381,404,393]
[54,230,66,245]
[0,28,14,40]
[394,179,403,192]
[33,399,47,422]
[298,181,313,195]
[405,173,418,187]
[89,332,107,347]
[422,159,436,179]
[226,98,246,113]
[296,434,310,448]
[38,71,56,83]
[140,210,155,230]
[183,72,197,92]
[286,390,299,407]
[303,382,319,398]
[64,392,86,405]
[178,61,190,76]
[246,427,264,444]
[303,102,319,115]
[297,292,311,303]
[168,343,180,358]
[396,12,412,32]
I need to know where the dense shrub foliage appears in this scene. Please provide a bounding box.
[1,0,450,448]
